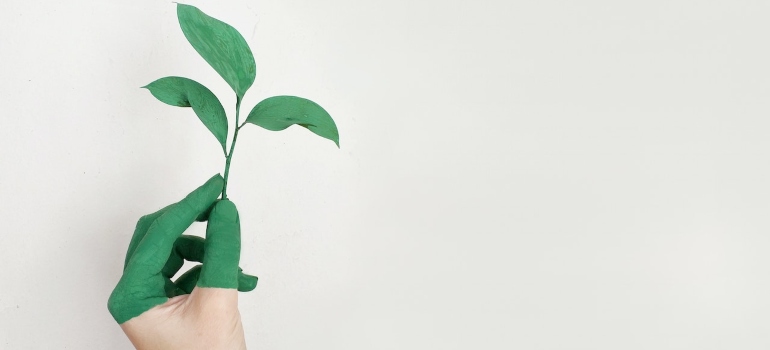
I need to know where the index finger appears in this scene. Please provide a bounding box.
[125,174,224,275]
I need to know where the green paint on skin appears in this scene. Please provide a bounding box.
[107,175,257,324]
[198,200,241,288]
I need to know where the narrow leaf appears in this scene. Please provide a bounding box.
[177,4,256,98]
[245,96,339,147]
[143,76,228,151]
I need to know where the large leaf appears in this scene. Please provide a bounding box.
[143,76,228,151]
[177,4,256,99]
[245,96,339,147]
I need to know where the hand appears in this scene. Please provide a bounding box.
[108,174,257,350]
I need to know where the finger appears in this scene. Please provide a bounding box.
[162,235,205,278]
[174,265,258,294]
[197,200,241,289]
[125,198,217,270]
[164,235,257,293]
[164,277,186,298]
[123,205,171,270]
[175,264,202,294]
[162,236,258,292]
[124,183,219,270]
[238,269,258,292]
[194,199,220,222]
[126,174,224,275]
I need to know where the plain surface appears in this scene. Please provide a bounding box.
[1,0,769,348]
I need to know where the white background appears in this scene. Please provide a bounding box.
[1,0,769,349]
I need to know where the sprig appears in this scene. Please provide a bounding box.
[143,4,340,199]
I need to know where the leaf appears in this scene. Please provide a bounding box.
[143,76,228,151]
[245,96,340,147]
[177,3,256,99]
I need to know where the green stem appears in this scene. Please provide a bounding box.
[222,96,243,200]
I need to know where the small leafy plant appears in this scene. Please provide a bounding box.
[144,4,339,199]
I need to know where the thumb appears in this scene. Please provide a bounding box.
[198,200,241,289]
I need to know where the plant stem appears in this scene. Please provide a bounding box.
[222,96,243,200]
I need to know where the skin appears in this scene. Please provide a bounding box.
[120,288,246,350]
[108,174,256,349]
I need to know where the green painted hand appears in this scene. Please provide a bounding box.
[108,174,257,349]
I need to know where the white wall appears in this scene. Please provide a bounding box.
[1,0,769,348]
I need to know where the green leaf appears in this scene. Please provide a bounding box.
[177,4,256,99]
[143,76,228,151]
[245,96,340,147]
